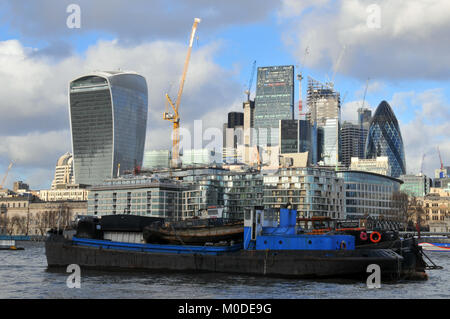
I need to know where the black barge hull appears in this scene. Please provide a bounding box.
[45,235,414,280]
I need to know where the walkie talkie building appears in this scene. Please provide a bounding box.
[365,101,406,178]
[69,71,148,186]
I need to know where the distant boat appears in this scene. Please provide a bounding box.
[143,218,244,245]
[419,242,450,252]
[0,238,24,250]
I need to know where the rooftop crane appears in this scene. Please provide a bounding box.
[297,46,310,119]
[245,60,256,101]
[437,146,444,170]
[326,44,346,90]
[0,161,14,189]
[163,18,201,168]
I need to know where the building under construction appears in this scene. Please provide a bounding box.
[306,77,341,165]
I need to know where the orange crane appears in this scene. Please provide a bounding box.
[0,161,13,189]
[163,18,201,168]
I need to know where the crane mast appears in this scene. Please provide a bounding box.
[163,18,201,168]
[0,161,13,189]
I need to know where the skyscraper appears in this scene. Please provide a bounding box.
[223,112,244,163]
[253,65,294,147]
[341,121,360,167]
[357,107,372,158]
[69,71,148,185]
[306,77,341,164]
[279,119,299,154]
[365,101,406,178]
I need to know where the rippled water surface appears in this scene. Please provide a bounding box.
[0,242,449,299]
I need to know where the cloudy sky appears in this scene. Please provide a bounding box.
[0,0,448,189]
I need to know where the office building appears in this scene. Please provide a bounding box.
[336,170,403,221]
[182,149,221,167]
[365,101,406,178]
[69,71,148,186]
[253,65,294,148]
[357,107,372,158]
[50,152,75,190]
[350,156,391,176]
[400,174,432,197]
[242,100,255,165]
[223,112,244,164]
[143,150,171,170]
[13,181,29,193]
[322,118,340,166]
[306,77,340,164]
[279,119,299,154]
[435,166,450,179]
[341,122,361,167]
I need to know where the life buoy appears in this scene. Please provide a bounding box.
[360,231,368,241]
[370,231,382,243]
[340,241,347,250]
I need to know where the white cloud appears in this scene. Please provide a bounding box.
[392,89,450,176]
[282,0,450,80]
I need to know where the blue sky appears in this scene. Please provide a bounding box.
[0,0,448,189]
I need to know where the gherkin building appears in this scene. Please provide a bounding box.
[365,101,406,178]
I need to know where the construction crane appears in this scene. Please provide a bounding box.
[163,18,201,168]
[245,60,256,101]
[326,44,346,90]
[297,46,310,119]
[0,161,14,189]
[420,153,426,175]
[437,146,444,170]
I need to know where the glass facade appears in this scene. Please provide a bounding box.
[279,120,299,154]
[341,122,360,167]
[69,72,148,186]
[400,174,431,197]
[253,65,294,147]
[337,171,402,220]
[264,168,345,219]
[365,101,406,178]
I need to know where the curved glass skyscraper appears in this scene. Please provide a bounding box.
[69,71,148,186]
[365,101,405,178]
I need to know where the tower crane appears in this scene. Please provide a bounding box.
[163,18,201,168]
[0,161,14,189]
[437,146,444,170]
[297,46,310,119]
[326,44,346,90]
[245,60,256,101]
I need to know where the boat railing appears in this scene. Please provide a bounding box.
[159,218,243,229]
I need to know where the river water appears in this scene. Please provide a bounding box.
[0,241,448,299]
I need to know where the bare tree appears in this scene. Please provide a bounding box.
[392,191,411,230]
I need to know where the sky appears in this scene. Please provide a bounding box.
[0,0,449,189]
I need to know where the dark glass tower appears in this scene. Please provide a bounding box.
[69,71,148,185]
[341,121,360,167]
[253,65,294,147]
[365,101,406,178]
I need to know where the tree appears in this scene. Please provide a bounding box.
[391,191,411,230]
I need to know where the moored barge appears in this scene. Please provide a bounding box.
[45,208,428,280]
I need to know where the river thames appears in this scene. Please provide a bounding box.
[0,241,448,299]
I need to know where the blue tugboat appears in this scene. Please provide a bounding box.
[45,207,427,280]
